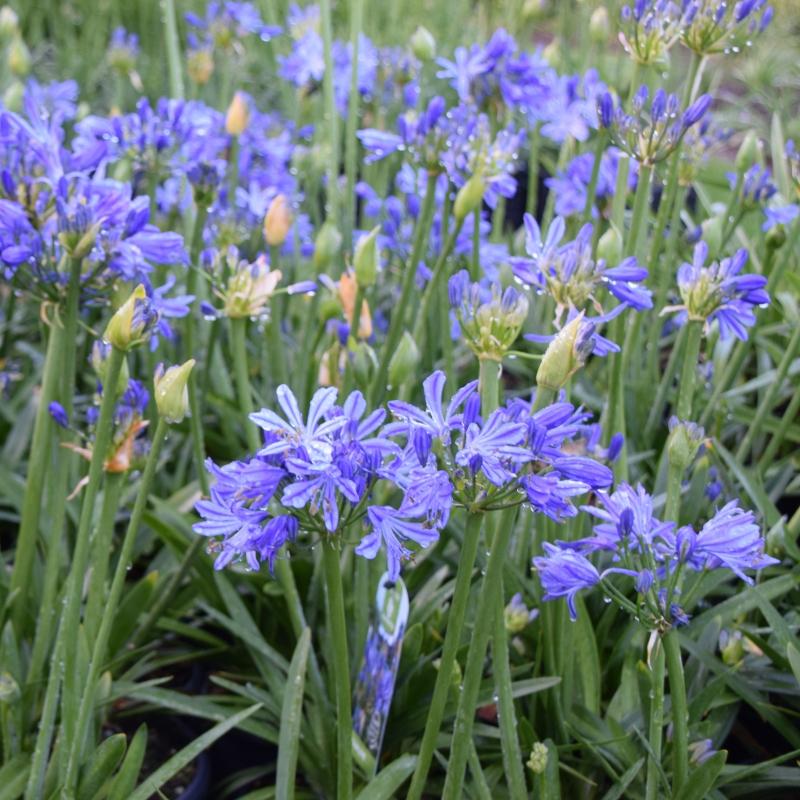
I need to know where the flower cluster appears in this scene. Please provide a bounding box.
[666,241,769,339]
[534,482,778,623]
[680,0,773,56]
[599,86,712,165]
[195,372,614,579]
[619,1,684,64]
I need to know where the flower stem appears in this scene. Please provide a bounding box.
[662,629,689,796]
[581,131,607,227]
[645,639,666,800]
[64,417,169,793]
[10,258,82,633]
[644,325,687,442]
[526,123,542,218]
[319,0,340,223]
[369,172,438,406]
[186,204,210,494]
[442,506,516,799]
[160,0,184,99]
[322,539,352,800]
[231,316,262,453]
[58,345,126,763]
[342,0,364,253]
[406,512,483,800]
[676,319,703,422]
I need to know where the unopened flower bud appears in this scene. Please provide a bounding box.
[504,593,538,634]
[596,225,622,264]
[720,629,744,666]
[527,742,549,775]
[188,47,214,85]
[537,313,594,391]
[354,226,380,288]
[735,131,760,173]
[765,223,786,251]
[700,214,724,259]
[104,284,157,351]
[409,25,436,61]
[0,672,20,704]
[7,35,30,77]
[263,194,292,247]
[351,341,377,387]
[388,331,419,388]
[225,91,249,136]
[154,359,195,424]
[667,416,705,472]
[454,174,485,221]
[589,7,609,43]
[0,6,18,40]
[91,340,130,395]
[313,220,342,273]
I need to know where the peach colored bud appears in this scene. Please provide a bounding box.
[264,194,293,247]
[225,91,249,136]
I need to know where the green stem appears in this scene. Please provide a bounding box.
[10,259,81,633]
[644,639,666,800]
[644,326,687,442]
[342,0,364,252]
[662,629,689,796]
[442,507,516,799]
[471,206,481,280]
[581,132,607,226]
[84,472,125,643]
[759,381,800,469]
[160,0,184,99]
[626,162,653,259]
[322,540,352,800]
[406,513,483,800]
[664,459,684,525]
[369,173,438,406]
[186,205,210,494]
[64,418,169,793]
[319,0,340,222]
[676,320,703,421]
[58,345,126,764]
[735,325,800,462]
[231,316,261,453]
[526,124,541,218]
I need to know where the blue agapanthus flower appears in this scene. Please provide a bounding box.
[667,241,769,340]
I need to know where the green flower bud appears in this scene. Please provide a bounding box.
[313,220,342,273]
[700,214,725,260]
[454,174,486,221]
[0,672,20,704]
[735,131,760,173]
[2,79,23,112]
[765,223,786,251]
[720,630,744,667]
[388,331,419,388]
[91,340,130,396]
[0,7,18,41]
[409,25,436,61]
[666,416,705,472]
[154,359,196,424]
[504,593,537,634]
[596,225,623,265]
[527,742,549,775]
[589,7,609,43]
[104,284,157,351]
[354,226,380,288]
[536,314,593,391]
[58,220,102,260]
[7,35,30,77]
[351,341,377,387]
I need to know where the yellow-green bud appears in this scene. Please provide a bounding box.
[504,593,536,634]
[354,226,380,288]
[2,80,23,112]
[91,340,130,396]
[263,194,292,247]
[536,314,593,391]
[409,25,436,61]
[454,174,485,221]
[313,220,342,273]
[527,742,549,775]
[188,47,214,85]
[7,35,30,77]
[720,630,744,667]
[700,214,724,260]
[225,91,249,136]
[351,341,377,387]
[666,417,705,472]
[542,37,562,68]
[154,359,195,424]
[58,220,102,260]
[596,225,623,265]
[765,223,786,251]
[589,7,609,43]
[735,131,760,173]
[388,331,419,388]
[0,671,20,704]
[522,0,548,21]
[104,284,156,351]
[0,6,18,40]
